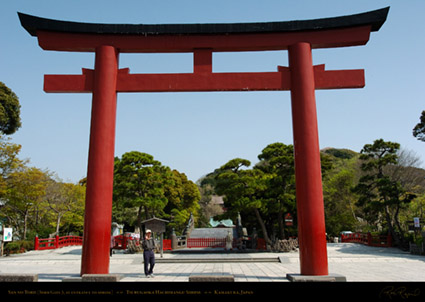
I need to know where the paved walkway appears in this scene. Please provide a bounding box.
[1,243,425,282]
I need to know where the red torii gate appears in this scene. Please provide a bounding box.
[19,7,389,278]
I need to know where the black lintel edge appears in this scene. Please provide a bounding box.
[18,7,389,38]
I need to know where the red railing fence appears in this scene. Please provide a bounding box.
[340,232,392,247]
[34,235,83,250]
[163,239,172,251]
[187,237,228,248]
[164,237,267,250]
[35,235,268,251]
[256,238,266,250]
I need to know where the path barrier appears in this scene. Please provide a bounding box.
[340,232,392,247]
[187,237,228,248]
[112,233,140,250]
[34,235,82,250]
[257,238,267,250]
[165,237,267,250]
[163,239,172,251]
[34,235,268,251]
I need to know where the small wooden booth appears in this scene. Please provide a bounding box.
[141,217,169,258]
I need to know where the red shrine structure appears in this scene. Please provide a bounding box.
[19,7,389,278]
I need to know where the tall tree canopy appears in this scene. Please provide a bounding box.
[321,149,360,236]
[205,143,341,245]
[113,151,201,234]
[4,167,49,240]
[164,170,201,234]
[214,158,271,244]
[44,180,85,236]
[352,139,416,247]
[254,142,296,239]
[0,136,86,241]
[113,151,172,232]
[413,110,425,142]
[0,82,21,135]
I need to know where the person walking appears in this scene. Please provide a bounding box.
[142,229,155,278]
[110,234,115,257]
[225,229,233,251]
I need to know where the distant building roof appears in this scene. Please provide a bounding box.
[209,217,234,228]
[141,217,169,224]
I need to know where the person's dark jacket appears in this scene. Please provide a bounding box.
[142,238,155,251]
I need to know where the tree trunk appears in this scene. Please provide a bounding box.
[385,206,400,246]
[137,206,143,234]
[278,210,285,239]
[393,204,406,247]
[144,205,151,220]
[23,208,29,240]
[56,213,62,235]
[254,207,271,246]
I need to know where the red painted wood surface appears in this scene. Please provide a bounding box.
[341,233,392,247]
[21,9,387,276]
[289,42,328,276]
[80,46,118,276]
[36,26,372,53]
[34,235,83,250]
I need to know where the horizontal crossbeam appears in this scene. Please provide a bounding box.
[44,65,364,93]
[36,26,372,53]
[19,8,389,53]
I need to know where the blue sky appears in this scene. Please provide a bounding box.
[1,0,424,183]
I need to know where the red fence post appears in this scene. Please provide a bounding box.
[387,233,392,247]
[55,235,59,249]
[367,233,372,246]
[34,236,39,250]
[163,239,172,250]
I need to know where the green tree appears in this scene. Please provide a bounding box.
[0,82,21,135]
[0,136,26,201]
[405,194,425,226]
[413,110,425,142]
[252,143,333,240]
[164,170,201,234]
[44,181,85,236]
[3,167,50,239]
[113,151,173,232]
[197,181,224,228]
[321,148,362,236]
[214,158,271,245]
[0,135,86,241]
[352,139,416,247]
[0,136,25,176]
[254,143,296,239]
[322,161,359,236]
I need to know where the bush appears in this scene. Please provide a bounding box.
[3,240,34,255]
[414,236,424,246]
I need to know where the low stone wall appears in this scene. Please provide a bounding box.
[0,273,38,282]
[189,273,234,282]
[270,238,298,252]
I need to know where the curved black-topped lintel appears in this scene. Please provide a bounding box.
[18,7,389,38]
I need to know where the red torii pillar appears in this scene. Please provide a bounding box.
[82,46,118,275]
[289,42,328,275]
[18,7,389,277]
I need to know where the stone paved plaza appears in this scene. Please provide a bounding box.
[2,243,425,299]
[1,243,425,282]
